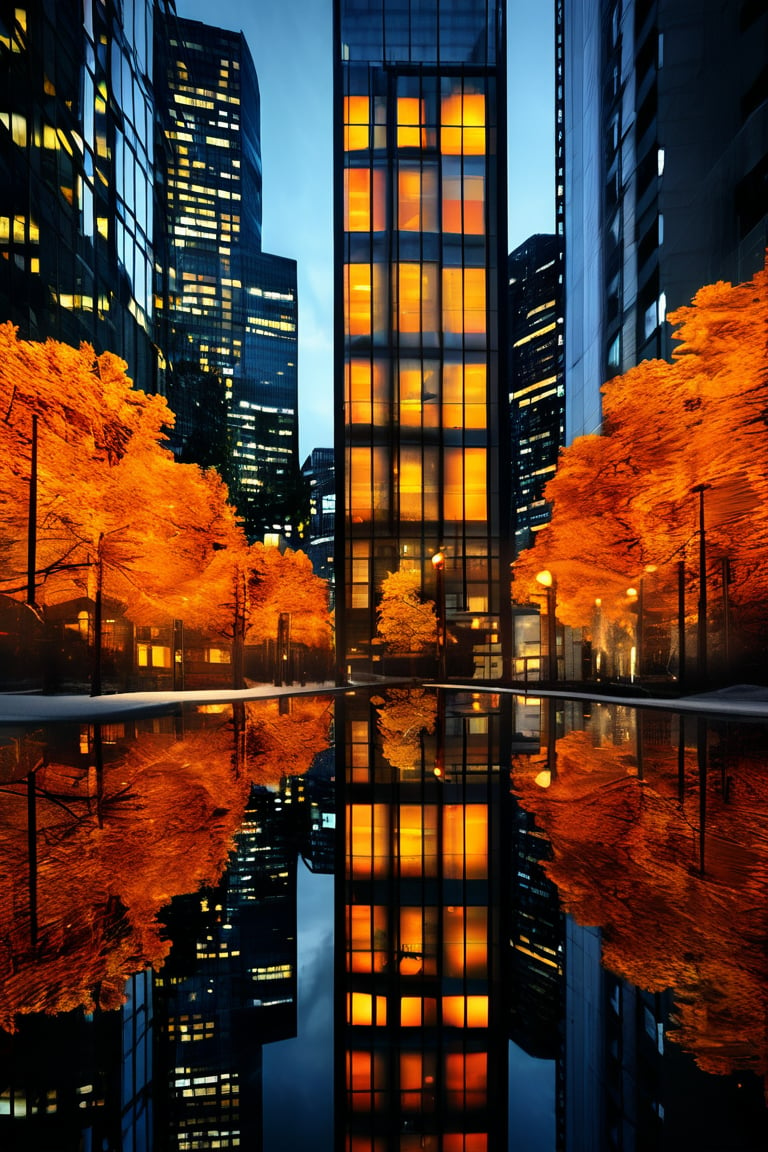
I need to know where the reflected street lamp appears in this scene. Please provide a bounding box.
[535,569,557,682]
[432,550,446,680]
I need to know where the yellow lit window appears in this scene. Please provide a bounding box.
[345,263,372,335]
[348,445,389,522]
[398,804,437,875]
[399,363,439,428]
[397,166,437,232]
[400,906,438,976]
[443,1137,488,1152]
[443,906,487,977]
[445,448,487,521]
[348,803,389,876]
[347,359,388,425]
[397,262,438,334]
[347,1050,386,1111]
[400,1051,436,1112]
[398,445,438,522]
[344,168,385,232]
[444,804,488,879]
[397,97,425,148]
[344,95,370,150]
[442,267,486,335]
[400,996,437,1027]
[443,173,485,234]
[442,995,489,1029]
[347,992,387,1026]
[441,92,486,155]
[444,1052,487,1109]
[347,904,388,972]
[443,362,486,429]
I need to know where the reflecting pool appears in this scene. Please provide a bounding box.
[0,687,767,1150]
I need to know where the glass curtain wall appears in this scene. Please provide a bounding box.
[335,0,509,680]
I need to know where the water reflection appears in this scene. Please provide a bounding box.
[0,689,767,1149]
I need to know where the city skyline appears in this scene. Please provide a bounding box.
[175,0,555,457]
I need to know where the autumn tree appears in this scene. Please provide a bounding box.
[376,569,438,654]
[512,257,768,664]
[373,687,437,771]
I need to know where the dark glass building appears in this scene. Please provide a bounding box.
[507,234,565,556]
[334,0,510,679]
[301,446,336,596]
[0,0,160,393]
[561,0,768,440]
[155,15,300,542]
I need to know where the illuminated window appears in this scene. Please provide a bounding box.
[348,446,389,522]
[442,267,486,335]
[344,168,385,232]
[400,906,438,976]
[344,95,369,150]
[347,1050,386,1111]
[347,359,389,425]
[345,263,371,335]
[398,804,437,875]
[442,996,489,1029]
[443,1137,488,1152]
[397,262,438,334]
[443,362,486,429]
[347,992,387,1026]
[351,539,370,608]
[347,903,388,972]
[348,803,389,876]
[398,445,438,522]
[397,97,426,148]
[445,448,487,521]
[441,92,486,155]
[400,996,437,1027]
[444,1052,487,1108]
[444,805,488,879]
[399,362,439,428]
[442,171,485,234]
[397,166,438,232]
[443,906,487,977]
[400,1051,436,1112]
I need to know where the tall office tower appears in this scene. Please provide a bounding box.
[301,447,336,595]
[334,0,510,679]
[0,0,161,392]
[508,235,565,556]
[155,15,301,542]
[561,0,768,442]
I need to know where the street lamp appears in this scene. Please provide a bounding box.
[535,569,557,682]
[431,550,446,680]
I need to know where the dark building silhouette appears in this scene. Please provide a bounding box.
[561,0,768,440]
[301,447,336,597]
[0,0,162,393]
[507,234,565,556]
[154,14,301,543]
[334,0,511,680]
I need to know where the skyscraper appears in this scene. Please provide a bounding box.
[334,0,510,679]
[507,234,565,556]
[561,0,768,442]
[0,0,160,392]
[155,14,301,542]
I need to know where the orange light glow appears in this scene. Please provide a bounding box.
[344,96,370,150]
[441,92,486,155]
[445,448,487,521]
[347,1050,386,1110]
[443,906,487,977]
[401,996,438,1026]
[444,805,488,879]
[443,362,487,429]
[348,446,389,523]
[397,97,426,148]
[345,264,372,335]
[398,167,438,231]
[442,995,489,1028]
[347,991,387,1026]
[347,359,388,425]
[347,903,388,972]
[444,1051,488,1108]
[397,262,438,333]
[344,168,385,232]
[443,173,485,234]
[348,803,389,876]
[442,267,486,335]
[443,1135,488,1151]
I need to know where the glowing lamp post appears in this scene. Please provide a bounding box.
[535,569,557,682]
[432,550,446,680]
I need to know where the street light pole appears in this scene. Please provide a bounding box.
[431,551,446,680]
[535,570,557,682]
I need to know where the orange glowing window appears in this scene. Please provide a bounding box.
[398,804,438,877]
[347,904,388,972]
[348,446,389,523]
[442,362,486,430]
[400,996,438,1027]
[442,996,489,1029]
[443,1134,488,1151]
[443,906,487,977]
[344,168,385,232]
[348,803,390,876]
[444,447,487,521]
[347,1050,386,1110]
[347,992,387,1026]
[444,1052,487,1108]
[348,1140,387,1152]
[400,906,438,976]
[442,173,485,234]
[442,267,486,335]
[444,805,488,879]
[397,97,426,148]
[400,1051,436,1112]
[399,363,439,428]
[347,359,388,425]
[345,263,372,335]
[398,447,422,522]
[344,96,370,150]
[397,166,438,231]
[397,262,438,334]
[441,92,486,155]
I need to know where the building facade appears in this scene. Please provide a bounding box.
[562,0,768,442]
[508,234,565,557]
[301,446,336,595]
[334,0,510,679]
[155,14,301,542]
[0,0,161,393]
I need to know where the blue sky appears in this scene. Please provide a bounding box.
[175,1,555,459]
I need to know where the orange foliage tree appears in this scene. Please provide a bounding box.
[376,569,437,654]
[512,259,768,655]
[373,687,437,771]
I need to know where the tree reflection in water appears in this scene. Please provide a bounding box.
[511,709,768,1082]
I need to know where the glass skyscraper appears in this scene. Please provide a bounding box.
[155,15,300,542]
[334,0,509,680]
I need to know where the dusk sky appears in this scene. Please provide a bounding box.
[176,1,555,459]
